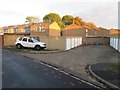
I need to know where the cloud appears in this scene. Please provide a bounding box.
[0,10,26,27]
[0,10,25,17]
[73,2,118,29]
[0,0,119,28]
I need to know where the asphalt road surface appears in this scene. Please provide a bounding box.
[2,50,98,88]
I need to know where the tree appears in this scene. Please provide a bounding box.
[25,16,40,24]
[58,22,64,29]
[81,21,86,26]
[62,15,74,26]
[74,17,83,26]
[43,13,63,28]
[86,22,96,28]
[43,13,62,23]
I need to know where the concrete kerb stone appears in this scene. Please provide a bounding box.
[88,64,120,90]
[22,45,82,54]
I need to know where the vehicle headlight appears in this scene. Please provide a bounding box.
[44,44,46,46]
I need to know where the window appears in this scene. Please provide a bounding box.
[37,27,40,32]
[23,28,26,32]
[86,29,88,37]
[60,31,63,36]
[41,28,45,32]
[15,28,18,33]
[4,29,8,33]
[11,29,15,33]
[28,39,33,43]
[86,29,88,33]
[22,38,27,42]
[38,27,45,32]
[25,27,30,33]
[19,37,23,41]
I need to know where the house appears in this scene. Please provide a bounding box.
[7,26,15,33]
[95,27,109,37]
[62,24,86,37]
[0,22,62,47]
[1,26,17,33]
[0,24,29,34]
[30,22,61,37]
[17,24,30,33]
[84,26,96,37]
[30,22,50,32]
[0,27,4,33]
[1,22,61,36]
[48,22,61,36]
[1,26,9,33]
[109,29,120,35]
[61,24,110,44]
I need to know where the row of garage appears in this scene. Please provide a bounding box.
[110,37,120,52]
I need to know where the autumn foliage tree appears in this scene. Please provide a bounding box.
[62,15,74,26]
[74,17,88,27]
[43,13,96,28]
[86,22,96,28]
[73,17,82,26]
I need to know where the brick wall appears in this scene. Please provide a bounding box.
[0,35,3,46]
[61,28,86,37]
[49,29,61,36]
[30,30,49,37]
[84,37,110,45]
[31,29,61,37]
[96,30,109,37]
[3,33,29,46]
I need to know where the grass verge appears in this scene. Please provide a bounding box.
[110,63,120,74]
[3,46,59,52]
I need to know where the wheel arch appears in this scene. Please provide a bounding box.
[34,44,41,48]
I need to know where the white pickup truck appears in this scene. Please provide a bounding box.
[15,37,46,50]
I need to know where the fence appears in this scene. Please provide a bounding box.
[110,37,120,52]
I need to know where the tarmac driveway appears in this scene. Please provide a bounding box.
[18,45,119,87]
[2,50,97,88]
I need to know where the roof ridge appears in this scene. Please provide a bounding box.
[62,24,82,30]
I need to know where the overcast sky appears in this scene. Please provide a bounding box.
[0,0,119,29]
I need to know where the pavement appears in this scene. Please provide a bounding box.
[2,49,98,88]
[18,45,119,88]
[89,63,120,89]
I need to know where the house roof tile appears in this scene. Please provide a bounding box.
[109,29,120,35]
[1,22,51,29]
[62,24,82,30]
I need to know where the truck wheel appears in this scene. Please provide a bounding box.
[16,44,22,49]
[35,45,41,50]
